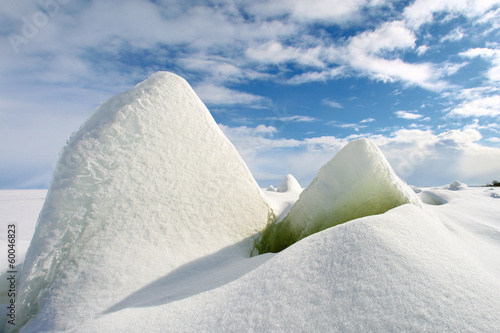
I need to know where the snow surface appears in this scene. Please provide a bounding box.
[0,190,45,274]
[255,138,422,253]
[276,174,302,193]
[0,190,46,329]
[3,186,500,332]
[261,187,301,223]
[3,71,500,332]
[10,72,271,332]
[79,193,500,333]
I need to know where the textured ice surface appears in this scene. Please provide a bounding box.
[276,174,302,193]
[256,139,422,253]
[12,72,271,332]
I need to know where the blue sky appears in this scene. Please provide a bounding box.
[1,0,500,188]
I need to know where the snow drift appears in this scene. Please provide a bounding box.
[276,174,302,193]
[74,192,500,332]
[3,186,500,332]
[12,72,271,332]
[255,139,421,254]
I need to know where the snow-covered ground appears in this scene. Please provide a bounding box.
[0,190,46,329]
[1,185,500,331]
[0,190,46,273]
[2,73,499,332]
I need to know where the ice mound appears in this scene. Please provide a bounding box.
[410,185,422,193]
[266,185,276,192]
[255,138,421,254]
[276,174,302,193]
[12,72,271,332]
[444,180,468,191]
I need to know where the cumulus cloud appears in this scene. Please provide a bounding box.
[222,124,500,186]
[373,128,500,185]
[342,21,447,90]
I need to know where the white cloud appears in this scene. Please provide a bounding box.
[477,8,500,34]
[223,124,500,186]
[440,28,465,42]
[254,124,278,135]
[328,121,366,132]
[179,58,242,81]
[246,0,388,24]
[3,0,500,189]
[350,55,446,90]
[360,118,375,123]
[218,124,298,145]
[448,95,500,117]
[403,0,500,29]
[460,47,500,82]
[322,99,344,109]
[287,67,347,85]
[455,86,500,101]
[337,123,361,129]
[245,20,448,90]
[394,110,424,120]
[343,21,447,90]
[218,123,302,173]
[194,83,265,105]
[245,41,324,67]
[373,128,500,185]
[417,45,429,55]
[347,21,416,55]
[65,1,296,51]
[460,47,500,58]
[438,62,469,77]
[464,119,500,133]
[266,115,317,122]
